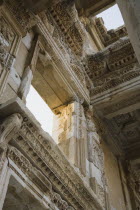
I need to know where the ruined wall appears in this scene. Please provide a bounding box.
[0,0,140,209]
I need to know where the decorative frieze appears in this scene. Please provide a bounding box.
[50,0,85,56]
[4,0,36,34]
[95,17,127,47]
[7,146,74,210]
[85,37,140,96]
[0,98,103,210]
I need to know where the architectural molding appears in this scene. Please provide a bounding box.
[0,97,103,210]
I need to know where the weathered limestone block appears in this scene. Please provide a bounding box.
[53,101,88,176]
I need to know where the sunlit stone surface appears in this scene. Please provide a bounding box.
[0,0,140,209]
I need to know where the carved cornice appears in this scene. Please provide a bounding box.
[90,65,140,96]
[8,146,74,210]
[49,0,85,56]
[2,0,90,104]
[0,97,103,210]
[35,16,90,104]
[95,17,127,47]
[85,36,140,99]
[86,38,137,81]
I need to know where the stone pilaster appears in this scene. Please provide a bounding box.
[53,101,88,176]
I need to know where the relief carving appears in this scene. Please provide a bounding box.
[0,16,15,48]
[7,145,80,210]
[0,12,17,98]
[5,0,36,33]
[95,17,127,46]
[0,113,23,145]
[86,37,140,96]
[0,16,15,70]
[50,0,85,56]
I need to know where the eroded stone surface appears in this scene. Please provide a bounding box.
[0,0,140,209]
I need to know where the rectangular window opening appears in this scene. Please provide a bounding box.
[96,4,124,30]
[26,85,54,136]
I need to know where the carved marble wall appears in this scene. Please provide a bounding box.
[0,0,140,209]
[0,7,19,100]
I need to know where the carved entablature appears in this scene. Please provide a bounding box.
[49,0,85,56]
[95,17,127,47]
[4,0,36,34]
[0,98,103,210]
[85,37,140,96]
[7,146,75,210]
[33,17,90,103]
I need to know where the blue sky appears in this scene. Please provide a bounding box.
[97,4,124,30]
[26,86,54,135]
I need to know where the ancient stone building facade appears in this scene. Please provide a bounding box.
[0,0,140,209]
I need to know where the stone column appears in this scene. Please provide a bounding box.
[53,101,88,176]
[116,0,140,64]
